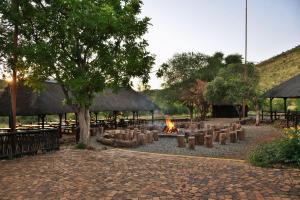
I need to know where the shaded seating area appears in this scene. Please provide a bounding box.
[264,74,300,127]
[0,81,158,133]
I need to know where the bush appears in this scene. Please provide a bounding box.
[75,143,87,150]
[249,127,300,167]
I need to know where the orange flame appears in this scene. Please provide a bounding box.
[165,117,177,133]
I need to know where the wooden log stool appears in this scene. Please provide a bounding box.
[124,133,129,141]
[138,134,146,145]
[195,132,204,145]
[229,131,237,143]
[213,131,221,142]
[177,135,186,148]
[153,130,159,141]
[206,128,213,136]
[236,128,245,140]
[147,131,154,143]
[188,136,195,150]
[220,133,226,145]
[205,135,213,148]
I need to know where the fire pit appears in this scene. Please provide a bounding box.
[160,117,179,137]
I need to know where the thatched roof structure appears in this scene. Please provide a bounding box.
[0,81,158,116]
[265,74,300,98]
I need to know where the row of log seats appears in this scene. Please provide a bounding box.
[97,127,159,148]
[177,122,245,149]
[177,122,205,130]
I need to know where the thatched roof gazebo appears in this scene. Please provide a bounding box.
[0,81,158,129]
[264,74,300,126]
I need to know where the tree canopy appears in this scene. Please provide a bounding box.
[204,63,260,117]
[156,51,244,119]
[0,0,154,144]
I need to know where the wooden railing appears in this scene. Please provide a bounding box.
[0,129,60,159]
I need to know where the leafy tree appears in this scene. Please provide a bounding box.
[0,0,32,131]
[204,63,260,119]
[157,51,240,120]
[22,0,154,145]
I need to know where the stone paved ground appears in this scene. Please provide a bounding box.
[0,148,299,200]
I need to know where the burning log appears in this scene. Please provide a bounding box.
[163,117,178,134]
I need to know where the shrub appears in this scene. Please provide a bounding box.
[249,127,300,167]
[75,143,87,150]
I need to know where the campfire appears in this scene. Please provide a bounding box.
[163,117,178,134]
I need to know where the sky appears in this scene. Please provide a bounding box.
[135,0,300,90]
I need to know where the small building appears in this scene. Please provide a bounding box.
[212,104,248,118]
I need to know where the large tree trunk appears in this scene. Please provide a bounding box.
[78,106,90,145]
[242,99,246,118]
[188,105,194,121]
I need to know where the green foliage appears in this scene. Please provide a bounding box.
[143,89,188,115]
[205,63,260,106]
[75,143,87,150]
[21,0,154,108]
[249,128,300,167]
[0,0,30,75]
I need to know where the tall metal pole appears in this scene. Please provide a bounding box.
[245,0,248,64]
[242,0,248,118]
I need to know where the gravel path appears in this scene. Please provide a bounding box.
[91,125,282,160]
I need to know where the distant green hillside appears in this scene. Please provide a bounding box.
[256,45,300,91]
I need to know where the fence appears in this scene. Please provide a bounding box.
[0,129,60,159]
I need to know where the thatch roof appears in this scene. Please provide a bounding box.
[0,81,158,116]
[264,74,300,98]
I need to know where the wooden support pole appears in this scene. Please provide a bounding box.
[37,115,40,128]
[151,110,154,125]
[284,98,287,119]
[41,114,45,129]
[95,112,98,122]
[270,98,273,122]
[59,114,63,136]
[64,113,67,124]
[113,111,117,129]
[132,111,135,125]
[75,113,78,126]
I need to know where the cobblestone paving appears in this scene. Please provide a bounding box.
[0,149,299,200]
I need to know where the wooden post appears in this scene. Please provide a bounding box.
[113,111,117,129]
[151,110,154,125]
[95,112,98,122]
[177,135,186,147]
[220,133,226,145]
[41,114,45,129]
[188,137,195,150]
[59,114,63,136]
[37,115,40,128]
[283,98,287,119]
[237,129,245,140]
[229,131,237,143]
[153,130,159,141]
[205,135,213,148]
[75,113,78,126]
[64,113,67,124]
[270,98,273,122]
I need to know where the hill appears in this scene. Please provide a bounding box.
[256,45,300,91]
